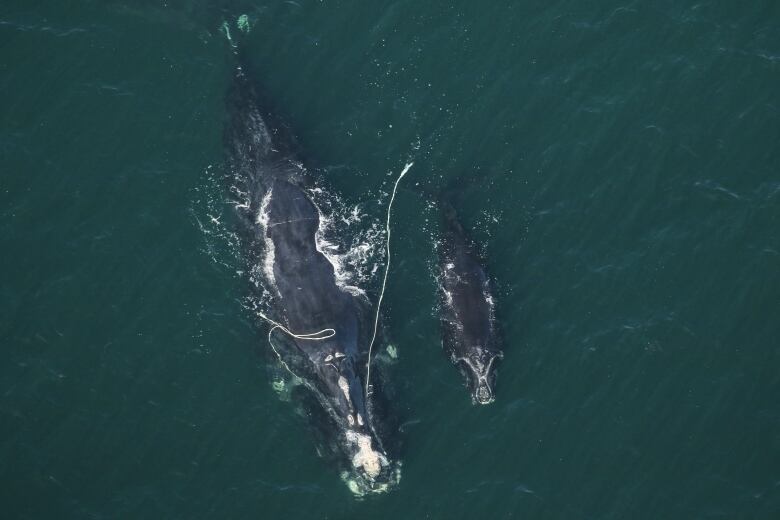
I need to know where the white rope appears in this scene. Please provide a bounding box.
[257,310,334,379]
[261,313,336,341]
[365,162,413,396]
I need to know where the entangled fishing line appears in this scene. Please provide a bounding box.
[365,162,413,396]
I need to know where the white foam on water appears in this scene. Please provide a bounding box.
[483,282,497,322]
[191,164,243,275]
[340,460,402,497]
[255,187,278,293]
[236,14,252,34]
[307,182,387,298]
[195,162,284,320]
[312,203,365,298]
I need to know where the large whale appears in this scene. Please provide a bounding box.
[437,202,503,404]
[224,63,398,493]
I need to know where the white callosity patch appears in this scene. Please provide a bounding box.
[337,375,351,403]
[465,345,502,375]
[456,350,502,403]
[345,430,388,480]
[459,353,487,375]
[338,374,358,426]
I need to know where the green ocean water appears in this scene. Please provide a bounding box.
[2,1,779,518]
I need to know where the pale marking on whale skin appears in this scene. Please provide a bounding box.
[455,352,503,403]
[455,352,500,376]
[346,430,388,480]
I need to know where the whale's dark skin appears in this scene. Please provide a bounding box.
[437,202,503,404]
[225,64,396,492]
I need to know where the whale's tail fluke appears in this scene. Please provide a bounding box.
[219,12,253,53]
[221,13,305,187]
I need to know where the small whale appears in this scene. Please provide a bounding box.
[437,202,503,404]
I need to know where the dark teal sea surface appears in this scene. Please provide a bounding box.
[2,1,779,518]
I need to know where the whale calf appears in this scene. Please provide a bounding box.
[437,202,503,404]
[225,63,398,493]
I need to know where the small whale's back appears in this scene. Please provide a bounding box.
[440,235,494,349]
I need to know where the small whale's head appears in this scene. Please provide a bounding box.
[456,349,504,405]
[474,379,494,404]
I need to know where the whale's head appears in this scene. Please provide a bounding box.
[315,346,400,495]
[340,426,400,496]
[456,348,503,405]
